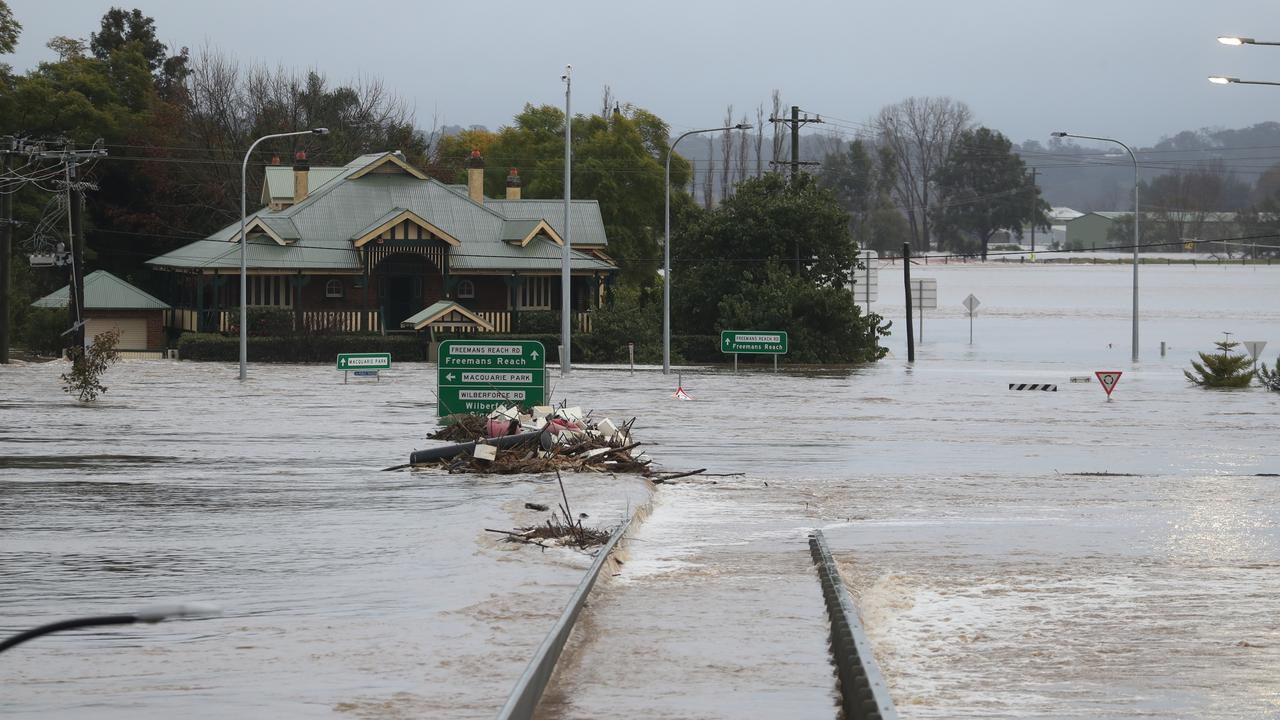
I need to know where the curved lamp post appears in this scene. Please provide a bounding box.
[240,128,328,381]
[0,605,218,653]
[1051,131,1140,363]
[663,123,751,374]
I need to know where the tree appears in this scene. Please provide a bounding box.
[1258,357,1280,392]
[932,127,1048,259]
[1184,337,1254,388]
[874,96,973,252]
[0,0,20,55]
[818,139,911,255]
[479,102,689,286]
[672,173,889,363]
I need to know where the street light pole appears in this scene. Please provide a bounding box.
[1051,131,1140,362]
[561,65,572,377]
[663,123,751,375]
[1208,76,1280,87]
[239,128,327,381]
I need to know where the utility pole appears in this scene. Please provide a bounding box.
[1029,167,1038,253]
[67,153,86,351]
[903,243,915,363]
[768,105,822,179]
[1,143,12,363]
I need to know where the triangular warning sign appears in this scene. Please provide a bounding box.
[1095,371,1122,398]
[673,386,693,401]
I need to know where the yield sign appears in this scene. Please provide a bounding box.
[1243,341,1267,362]
[1095,371,1122,398]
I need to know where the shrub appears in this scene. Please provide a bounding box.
[177,333,428,362]
[19,308,68,356]
[515,311,559,334]
[1258,357,1280,392]
[62,329,120,402]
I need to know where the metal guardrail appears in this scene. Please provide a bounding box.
[495,514,634,720]
[809,530,898,720]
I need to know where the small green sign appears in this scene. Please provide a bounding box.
[337,352,392,370]
[721,330,788,355]
[437,340,546,416]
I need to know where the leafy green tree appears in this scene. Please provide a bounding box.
[477,103,689,286]
[932,127,1047,259]
[673,173,888,363]
[1184,337,1254,388]
[818,139,911,255]
[62,328,120,402]
[0,0,20,56]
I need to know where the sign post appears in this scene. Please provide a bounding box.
[962,294,980,345]
[437,340,546,417]
[1243,340,1267,370]
[721,330,788,373]
[911,278,938,342]
[337,352,391,384]
[1095,370,1122,399]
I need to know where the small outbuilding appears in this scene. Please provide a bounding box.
[32,270,170,352]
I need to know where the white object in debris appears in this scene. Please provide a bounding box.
[531,406,554,418]
[556,406,584,422]
[519,413,532,426]
[532,416,547,430]
[583,447,613,459]
[473,443,498,462]
[596,418,618,438]
[634,452,650,464]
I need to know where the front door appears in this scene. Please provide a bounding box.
[386,275,417,329]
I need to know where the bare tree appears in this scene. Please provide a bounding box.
[703,137,715,208]
[720,104,733,202]
[875,96,973,252]
[755,104,765,177]
[601,84,614,119]
[771,90,786,171]
[736,113,749,188]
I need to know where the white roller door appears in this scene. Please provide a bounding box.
[85,317,149,350]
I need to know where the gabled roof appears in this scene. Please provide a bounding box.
[32,270,170,310]
[149,151,615,274]
[351,207,461,247]
[400,301,494,331]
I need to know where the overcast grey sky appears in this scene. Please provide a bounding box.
[6,0,1279,146]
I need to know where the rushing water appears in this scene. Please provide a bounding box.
[2,264,1279,718]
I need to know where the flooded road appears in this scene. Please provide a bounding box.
[3,264,1279,717]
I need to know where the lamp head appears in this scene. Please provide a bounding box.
[311,127,330,135]
[561,64,572,82]
[1207,76,1237,84]
[734,124,753,131]
[1217,36,1252,46]
[1050,131,1068,138]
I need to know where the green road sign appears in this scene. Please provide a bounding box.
[437,340,546,416]
[720,330,788,355]
[337,352,391,370]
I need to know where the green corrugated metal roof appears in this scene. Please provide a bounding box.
[148,151,615,275]
[500,219,543,243]
[32,270,170,310]
[399,300,493,330]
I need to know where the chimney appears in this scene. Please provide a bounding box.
[271,154,281,165]
[293,151,310,203]
[467,148,485,204]
[505,168,522,200]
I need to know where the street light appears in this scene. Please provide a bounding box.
[1217,36,1280,46]
[1051,131,1140,363]
[240,128,328,381]
[0,604,218,653]
[662,123,751,375]
[1207,75,1280,87]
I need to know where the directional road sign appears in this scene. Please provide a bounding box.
[437,340,546,417]
[852,250,879,306]
[721,330,788,355]
[1095,371,1122,398]
[337,352,391,370]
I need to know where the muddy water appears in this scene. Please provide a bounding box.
[3,264,1279,718]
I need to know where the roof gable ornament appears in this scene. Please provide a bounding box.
[347,151,429,180]
[233,217,292,246]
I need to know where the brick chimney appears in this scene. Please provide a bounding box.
[467,148,485,204]
[505,168,522,200]
[293,151,310,203]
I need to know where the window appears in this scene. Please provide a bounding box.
[455,279,475,299]
[519,277,552,309]
[248,275,293,307]
[325,279,344,298]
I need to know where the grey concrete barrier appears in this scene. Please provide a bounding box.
[495,513,634,720]
[810,530,898,720]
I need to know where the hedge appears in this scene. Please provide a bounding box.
[177,333,428,362]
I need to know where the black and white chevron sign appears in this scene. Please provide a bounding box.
[1008,383,1058,391]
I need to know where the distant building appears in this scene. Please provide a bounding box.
[1065,211,1241,251]
[147,150,616,336]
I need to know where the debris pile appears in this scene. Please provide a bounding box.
[416,404,654,475]
[487,472,613,549]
